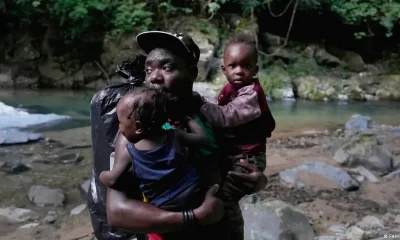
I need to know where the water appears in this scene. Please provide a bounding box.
[1,89,400,134]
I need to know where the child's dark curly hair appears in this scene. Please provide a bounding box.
[224,32,258,62]
[125,86,168,134]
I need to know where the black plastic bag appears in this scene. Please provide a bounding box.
[87,54,147,240]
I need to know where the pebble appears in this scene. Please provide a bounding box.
[70,204,87,216]
[43,215,57,224]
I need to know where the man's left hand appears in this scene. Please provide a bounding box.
[228,159,268,194]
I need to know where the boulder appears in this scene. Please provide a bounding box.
[375,75,400,100]
[172,17,219,81]
[13,36,41,61]
[38,60,68,87]
[279,161,359,190]
[333,132,394,173]
[261,32,285,47]
[28,185,65,207]
[193,82,218,102]
[293,76,339,101]
[0,65,13,87]
[100,33,140,76]
[345,114,373,132]
[382,169,400,181]
[314,48,343,67]
[240,199,315,240]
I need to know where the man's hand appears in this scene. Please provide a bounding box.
[228,159,268,194]
[194,184,224,225]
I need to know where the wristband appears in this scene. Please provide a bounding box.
[182,209,197,228]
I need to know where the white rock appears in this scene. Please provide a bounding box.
[328,225,346,234]
[395,215,400,224]
[19,223,39,229]
[70,204,87,216]
[354,166,379,183]
[345,226,365,240]
[356,216,385,230]
[0,206,38,223]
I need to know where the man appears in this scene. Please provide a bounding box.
[89,31,269,240]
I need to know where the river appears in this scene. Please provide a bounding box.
[1,89,400,137]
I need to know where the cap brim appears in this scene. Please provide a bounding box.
[136,31,190,56]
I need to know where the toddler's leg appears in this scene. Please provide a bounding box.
[219,153,266,202]
[99,155,131,187]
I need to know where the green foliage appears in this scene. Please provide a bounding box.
[258,67,287,99]
[329,0,400,38]
[108,1,153,38]
[4,0,400,46]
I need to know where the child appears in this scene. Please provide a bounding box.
[99,86,211,238]
[199,33,276,201]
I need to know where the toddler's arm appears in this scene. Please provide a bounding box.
[100,150,132,188]
[175,117,209,148]
[200,84,261,128]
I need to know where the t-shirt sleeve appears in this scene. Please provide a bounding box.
[200,84,261,128]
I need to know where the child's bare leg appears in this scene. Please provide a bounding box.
[99,156,131,187]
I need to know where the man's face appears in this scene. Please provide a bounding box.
[222,43,258,89]
[144,48,194,98]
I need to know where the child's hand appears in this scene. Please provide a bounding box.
[191,91,204,112]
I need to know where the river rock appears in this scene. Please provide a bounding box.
[279,161,359,190]
[80,179,90,199]
[314,48,343,67]
[43,215,57,224]
[0,206,38,223]
[193,82,218,102]
[375,75,400,100]
[356,216,385,230]
[345,114,373,131]
[346,226,366,240]
[36,153,83,165]
[240,199,315,240]
[0,161,31,174]
[0,129,43,145]
[348,166,379,183]
[381,213,396,226]
[70,204,86,216]
[333,132,394,173]
[20,223,40,229]
[0,65,12,87]
[171,17,219,82]
[294,76,339,101]
[28,185,65,207]
[328,225,346,234]
[314,237,337,240]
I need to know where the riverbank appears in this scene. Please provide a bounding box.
[0,116,399,240]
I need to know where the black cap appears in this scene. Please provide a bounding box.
[136,31,200,65]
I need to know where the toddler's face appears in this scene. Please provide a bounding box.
[222,43,258,89]
[116,97,142,143]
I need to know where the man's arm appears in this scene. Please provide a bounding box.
[106,134,224,233]
[200,84,261,128]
